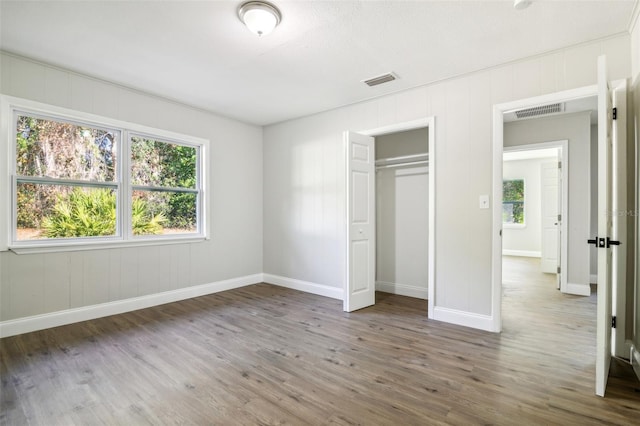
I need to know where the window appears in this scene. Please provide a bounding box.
[3,96,208,251]
[502,179,524,225]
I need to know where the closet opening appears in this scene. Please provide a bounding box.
[375,128,429,300]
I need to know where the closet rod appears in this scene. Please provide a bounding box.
[375,153,428,166]
[375,160,429,170]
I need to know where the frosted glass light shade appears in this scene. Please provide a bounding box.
[238,1,282,36]
[513,0,532,10]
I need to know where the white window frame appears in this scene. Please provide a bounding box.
[1,95,209,254]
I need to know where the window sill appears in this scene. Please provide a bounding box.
[7,235,208,255]
[503,223,526,229]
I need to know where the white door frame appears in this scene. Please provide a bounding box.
[503,141,569,293]
[492,85,598,332]
[348,117,436,317]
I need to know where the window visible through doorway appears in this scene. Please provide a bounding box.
[503,179,525,225]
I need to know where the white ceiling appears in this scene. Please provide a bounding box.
[0,1,637,126]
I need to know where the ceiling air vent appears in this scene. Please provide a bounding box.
[363,72,397,87]
[514,103,564,119]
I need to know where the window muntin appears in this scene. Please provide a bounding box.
[502,179,525,225]
[8,101,205,249]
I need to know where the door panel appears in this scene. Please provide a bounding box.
[351,240,370,292]
[352,171,370,223]
[345,131,375,312]
[556,154,563,291]
[595,55,613,397]
[541,161,559,275]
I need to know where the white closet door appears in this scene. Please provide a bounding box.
[344,131,375,312]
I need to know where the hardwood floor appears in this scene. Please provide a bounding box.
[1,258,639,425]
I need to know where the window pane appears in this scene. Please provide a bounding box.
[16,183,116,240]
[503,179,524,202]
[132,190,197,236]
[503,179,525,224]
[130,136,196,189]
[503,203,516,223]
[16,115,118,181]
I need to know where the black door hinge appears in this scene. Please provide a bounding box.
[607,237,621,248]
[612,107,617,120]
[612,316,617,328]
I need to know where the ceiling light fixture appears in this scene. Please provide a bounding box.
[238,1,282,36]
[513,0,532,10]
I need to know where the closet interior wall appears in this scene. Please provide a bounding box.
[375,127,429,299]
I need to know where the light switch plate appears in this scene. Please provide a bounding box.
[479,195,490,209]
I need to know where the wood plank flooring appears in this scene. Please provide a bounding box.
[1,257,639,425]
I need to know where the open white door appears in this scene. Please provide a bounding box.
[611,79,628,358]
[556,153,564,291]
[595,55,614,397]
[344,131,376,312]
[541,160,560,281]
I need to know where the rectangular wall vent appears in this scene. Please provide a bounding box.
[514,103,564,119]
[363,72,397,87]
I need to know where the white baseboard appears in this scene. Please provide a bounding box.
[631,345,640,382]
[502,250,541,258]
[566,282,591,296]
[376,281,428,299]
[590,274,597,284]
[0,273,263,338]
[263,274,343,300]
[431,306,496,332]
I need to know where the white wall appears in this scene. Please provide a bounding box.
[375,130,428,299]
[502,157,556,256]
[0,52,264,323]
[504,113,592,292]
[263,33,630,323]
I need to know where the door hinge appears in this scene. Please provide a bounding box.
[558,161,562,169]
[612,107,617,120]
[612,316,617,328]
[557,266,561,274]
[607,237,621,248]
